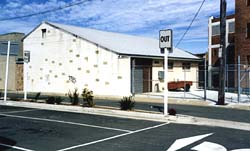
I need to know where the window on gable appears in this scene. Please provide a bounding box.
[41,29,47,38]
[246,23,250,39]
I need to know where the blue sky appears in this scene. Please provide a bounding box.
[0,0,235,54]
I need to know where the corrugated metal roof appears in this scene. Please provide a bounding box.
[45,22,200,60]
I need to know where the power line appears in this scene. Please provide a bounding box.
[0,0,91,22]
[175,0,206,47]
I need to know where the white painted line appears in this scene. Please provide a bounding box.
[0,143,34,151]
[57,122,169,151]
[191,141,227,151]
[0,113,131,133]
[0,109,38,114]
[166,133,213,151]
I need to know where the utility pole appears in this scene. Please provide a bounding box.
[217,0,227,105]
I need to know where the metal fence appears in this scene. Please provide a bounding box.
[132,63,250,104]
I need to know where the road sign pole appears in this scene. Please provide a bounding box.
[159,29,172,116]
[4,41,10,102]
[164,48,168,115]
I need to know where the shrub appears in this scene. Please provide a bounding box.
[34,92,41,101]
[81,88,94,107]
[45,96,63,104]
[0,91,2,98]
[119,96,135,110]
[67,88,79,105]
[55,97,63,104]
[46,97,55,104]
[168,108,177,116]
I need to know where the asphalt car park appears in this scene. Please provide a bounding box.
[0,105,250,151]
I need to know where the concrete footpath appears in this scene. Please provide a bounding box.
[0,99,250,131]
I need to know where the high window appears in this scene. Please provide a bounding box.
[229,22,235,33]
[212,24,220,36]
[168,62,174,70]
[182,62,191,70]
[41,29,47,38]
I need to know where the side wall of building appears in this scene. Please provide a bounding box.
[0,56,16,90]
[24,23,131,96]
[152,60,199,92]
[235,0,250,64]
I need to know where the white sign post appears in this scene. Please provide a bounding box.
[4,41,11,102]
[159,29,173,116]
[24,51,30,100]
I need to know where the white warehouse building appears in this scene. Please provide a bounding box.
[23,22,200,96]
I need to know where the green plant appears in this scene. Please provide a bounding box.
[119,96,135,110]
[45,96,63,104]
[34,92,41,101]
[81,88,94,107]
[55,96,63,104]
[46,97,55,104]
[67,88,79,105]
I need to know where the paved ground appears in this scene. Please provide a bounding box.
[0,106,250,151]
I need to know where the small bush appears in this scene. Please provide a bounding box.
[168,108,177,116]
[0,91,2,98]
[119,96,135,110]
[81,88,94,107]
[67,88,79,105]
[46,96,63,104]
[34,92,41,101]
[55,97,63,104]
[46,97,55,104]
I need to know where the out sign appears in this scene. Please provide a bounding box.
[159,29,172,49]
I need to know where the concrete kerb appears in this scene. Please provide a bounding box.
[0,100,174,123]
[1,100,250,131]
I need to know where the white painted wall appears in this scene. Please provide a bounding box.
[152,60,199,92]
[24,23,131,96]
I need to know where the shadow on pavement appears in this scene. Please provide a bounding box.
[0,136,17,150]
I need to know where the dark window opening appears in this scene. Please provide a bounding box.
[247,23,250,38]
[154,60,160,64]
[247,0,250,6]
[247,55,250,65]
[168,62,173,70]
[41,29,47,38]
[182,62,191,70]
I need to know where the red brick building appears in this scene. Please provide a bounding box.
[208,0,250,89]
[208,15,235,88]
[235,0,250,65]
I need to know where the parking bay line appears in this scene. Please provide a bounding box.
[0,109,39,114]
[0,113,132,133]
[0,143,34,151]
[57,122,169,151]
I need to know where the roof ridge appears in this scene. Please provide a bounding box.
[46,21,158,42]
